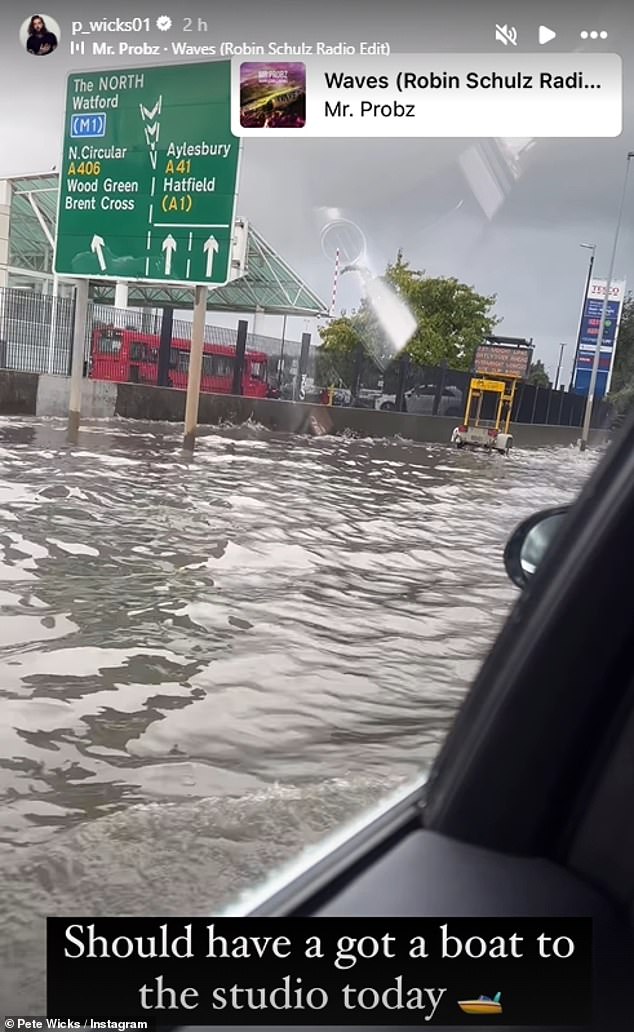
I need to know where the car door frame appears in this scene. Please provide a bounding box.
[236,414,634,917]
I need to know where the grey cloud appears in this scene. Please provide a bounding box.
[0,0,632,381]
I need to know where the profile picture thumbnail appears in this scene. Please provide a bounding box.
[240,63,306,129]
[19,13,60,56]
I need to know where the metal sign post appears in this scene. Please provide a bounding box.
[67,278,89,438]
[183,285,209,452]
[296,332,311,401]
[569,244,595,390]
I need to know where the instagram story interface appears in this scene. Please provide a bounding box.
[0,3,630,1026]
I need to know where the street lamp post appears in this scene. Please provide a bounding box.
[569,243,596,391]
[579,152,634,451]
[554,343,566,391]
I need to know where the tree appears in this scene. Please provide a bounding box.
[384,251,499,370]
[608,292,634,417]
[317,251,499,381]
[316,315,363,386]
[526,359,552,389]
[318,314,363,356]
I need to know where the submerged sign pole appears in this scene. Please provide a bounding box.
[67,278,89,438]
[183,285,209,452]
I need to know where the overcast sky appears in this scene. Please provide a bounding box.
[1,0,633,381]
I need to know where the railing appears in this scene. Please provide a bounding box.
[317,352,613,430]
[0,286,75,375]
[0,286,316,387]
[0,286,612,429]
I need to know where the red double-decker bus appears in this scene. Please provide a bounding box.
[89,326,273,398]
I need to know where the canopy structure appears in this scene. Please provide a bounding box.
[1,174,58,280]
[1,172,328,317]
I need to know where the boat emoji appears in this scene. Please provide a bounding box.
[458,992,502,1015]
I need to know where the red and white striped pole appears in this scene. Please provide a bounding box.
[329,248,340,317]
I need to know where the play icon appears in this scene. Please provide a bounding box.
[539,25,557,44]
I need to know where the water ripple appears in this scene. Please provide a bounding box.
[0,416,598,1013]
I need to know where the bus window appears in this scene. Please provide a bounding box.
[202,355,215,377]
[130,341,144,361]
[213,355,235,378]
[145,347,159,364]
[98,332,122,355]
[250,360,266,381]
[177,351,190,373]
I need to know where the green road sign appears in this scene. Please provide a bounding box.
[54,61,240,286]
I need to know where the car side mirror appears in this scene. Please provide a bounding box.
[503,505,570,589]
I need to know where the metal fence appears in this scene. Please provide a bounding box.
[0,286,317,385]
[84,301,319,389]
[0,285,612,429]
[317,349,613,430]
[0,287,76,375]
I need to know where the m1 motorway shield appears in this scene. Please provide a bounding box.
[54,61,240,286]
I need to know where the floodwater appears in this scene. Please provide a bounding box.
[0,416,598,1012]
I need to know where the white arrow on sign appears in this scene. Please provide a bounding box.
[203,235,219,278]
[91,234,106,271]
[143,121,160,147]
[162,234,177,275]
[139,99,162,122]
[139,98,162,171]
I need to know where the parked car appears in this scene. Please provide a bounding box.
[376,384,463,416]
[355,388,384,409]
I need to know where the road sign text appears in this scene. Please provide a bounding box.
[55,62,240,286]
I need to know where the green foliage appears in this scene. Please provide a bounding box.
[317,251,499,381]
[384,252,499,370]
[526,359,552,389]
[609,383,634,417]
[316,316,362,385]
[609,293,634,402]
[318,315,363,356]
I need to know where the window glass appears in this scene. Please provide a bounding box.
[213,354,235,377]
[98,333,122,355]
[250,360,266,380]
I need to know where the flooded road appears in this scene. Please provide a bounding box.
[0,416,598,1011]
